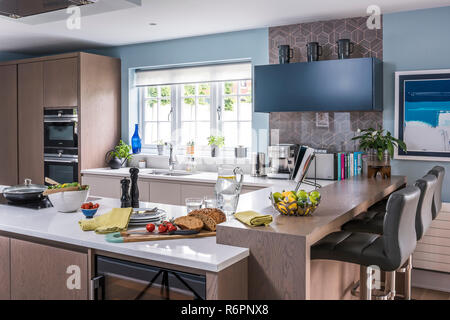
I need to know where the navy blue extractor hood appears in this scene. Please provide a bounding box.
[254,57,383,112]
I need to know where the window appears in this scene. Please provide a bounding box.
[139,80,252,152]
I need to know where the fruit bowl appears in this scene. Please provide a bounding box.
[270,190,321,216]
[48,189,89,213]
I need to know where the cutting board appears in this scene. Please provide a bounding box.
[106,229,216,243]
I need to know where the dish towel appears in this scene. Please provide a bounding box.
[234,210,273,227]
[79,208,132,234]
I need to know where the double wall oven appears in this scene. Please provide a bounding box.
[44,108,79,184]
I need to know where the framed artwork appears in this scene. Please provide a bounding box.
[395,69,450,161]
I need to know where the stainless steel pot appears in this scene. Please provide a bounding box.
[2,179,48,203]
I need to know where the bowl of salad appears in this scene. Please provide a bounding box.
[45,183,90,213]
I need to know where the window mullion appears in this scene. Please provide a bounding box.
[173,85,179,146]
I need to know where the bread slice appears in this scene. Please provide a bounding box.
[188,211,217,231]
[174,216,204,232]
[202,208,226,224]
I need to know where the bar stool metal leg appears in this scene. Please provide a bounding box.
[404,255,412,300]
[383,271,396,300]
[360,266,373,300]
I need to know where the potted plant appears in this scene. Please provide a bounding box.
[352,128,407,178]
[109,140,133,169]
[157,140,165,156]
[207,135,225,157]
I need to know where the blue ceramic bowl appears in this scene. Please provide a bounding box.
[81,208,98,219]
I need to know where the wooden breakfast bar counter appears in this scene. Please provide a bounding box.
[216,175,407,300]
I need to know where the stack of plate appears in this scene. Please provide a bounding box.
[128,208,167,226]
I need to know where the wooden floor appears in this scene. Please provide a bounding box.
[412,287,450,300]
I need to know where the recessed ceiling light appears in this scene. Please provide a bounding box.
[149,22,157,26]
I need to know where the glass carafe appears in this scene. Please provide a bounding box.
[215,165,244,216]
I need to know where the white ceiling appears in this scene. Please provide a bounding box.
[1,0,449,54]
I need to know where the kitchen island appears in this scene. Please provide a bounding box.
[217,175,407,300]
[0,197,249,300]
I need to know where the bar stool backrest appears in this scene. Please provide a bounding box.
[428,166,445,219]
[414,175,438,240]
[383,186,420,269]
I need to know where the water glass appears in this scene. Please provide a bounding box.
[203,197,217,208]
[185,198,203,213]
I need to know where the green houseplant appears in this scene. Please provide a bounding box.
[207,135,225,157]
[352,128,407,161]
[111,140,133,167]
[157,140,165,156]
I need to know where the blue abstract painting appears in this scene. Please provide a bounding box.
[402,78,450,155]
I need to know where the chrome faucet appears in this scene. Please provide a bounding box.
[166,143,177,172]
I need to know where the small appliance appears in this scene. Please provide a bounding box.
[267,144,299,179]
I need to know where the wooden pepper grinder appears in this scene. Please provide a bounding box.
[120,178,131,208]
[130,167,140,208]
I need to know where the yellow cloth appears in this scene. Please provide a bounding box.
[234,210,273,227]
[79,208,132,234]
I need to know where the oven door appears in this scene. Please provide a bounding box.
[44,157,78,184]
[44,119,78,148]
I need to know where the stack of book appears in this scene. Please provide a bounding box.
[336,152,364,180]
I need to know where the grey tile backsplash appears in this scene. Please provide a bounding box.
[268,16,383,152]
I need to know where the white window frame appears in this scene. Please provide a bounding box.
[139,80,252,154]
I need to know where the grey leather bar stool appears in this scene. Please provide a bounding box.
[311,186,421,300]
[340,174,437,299]
[428,166,445,219]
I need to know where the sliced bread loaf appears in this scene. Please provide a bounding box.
[188,211,217,231]
[174,216,204,232]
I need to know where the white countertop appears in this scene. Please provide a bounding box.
[0,197,248,272]
[81,167,333,190]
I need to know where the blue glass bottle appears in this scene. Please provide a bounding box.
[131,124,142,154]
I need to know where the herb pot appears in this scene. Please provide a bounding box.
[211,145,219,157]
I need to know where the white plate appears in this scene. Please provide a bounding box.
[130,209,166,220]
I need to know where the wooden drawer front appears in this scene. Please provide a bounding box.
[413,252,450,265]
[44,58,78,107]
[436,211,450,222]
[10,239,88,300]
[0,236,10,300]
[82,175,121,198]
[180,184,215,202]
[149,181,181,205]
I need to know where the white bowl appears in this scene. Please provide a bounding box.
[48,189,89,213]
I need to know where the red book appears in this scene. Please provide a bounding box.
[341,153,345,179]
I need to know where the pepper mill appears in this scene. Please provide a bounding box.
[129,167,140,208]
[120,178,131,208]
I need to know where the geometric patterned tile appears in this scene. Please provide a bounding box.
[268,15,383,152]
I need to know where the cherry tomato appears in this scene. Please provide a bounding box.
[158,224,168,233]
[93,204,99,209]
[167,224,177,232]
[146,223,155,232]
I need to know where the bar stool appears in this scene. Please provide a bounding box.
[428,166,445,219]
[340,174,437,299]
[311,186,421,300]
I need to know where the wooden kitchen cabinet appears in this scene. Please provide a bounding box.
[0,65,18,186]
[18,62,44,184]
[181,183,215,201]
[149,181,181,205]
[44,58,78,108]
[10,239,88,300]
[0,236,10,300]
[81,175,150,201]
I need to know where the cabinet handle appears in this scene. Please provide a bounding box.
[90,275,105,300]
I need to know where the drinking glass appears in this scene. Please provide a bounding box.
[185,198,203,213]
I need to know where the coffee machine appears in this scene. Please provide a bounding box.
[267,144,299,179]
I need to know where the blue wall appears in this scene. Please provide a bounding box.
[384,6,450,201]
[93,28,269,151]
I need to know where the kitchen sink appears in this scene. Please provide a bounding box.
[144,169,193,176]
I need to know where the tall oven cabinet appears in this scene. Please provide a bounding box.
[0,53,121,185]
